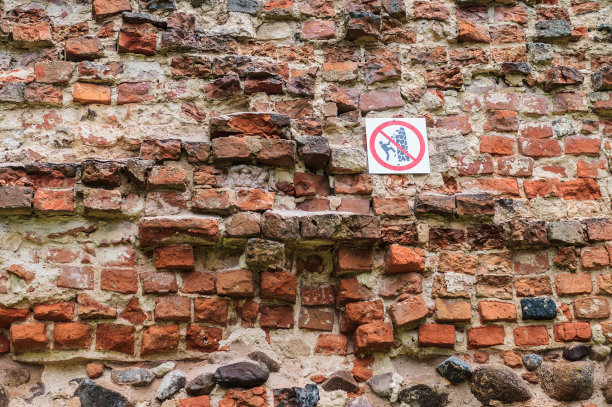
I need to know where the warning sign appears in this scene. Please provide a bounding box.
[366,118,430,174]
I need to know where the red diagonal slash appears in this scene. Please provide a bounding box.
[379,129,417,162]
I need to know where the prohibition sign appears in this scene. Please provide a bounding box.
[369,120,426,171]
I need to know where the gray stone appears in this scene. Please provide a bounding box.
[186,372,216,396]
[0,82,25,102]
[552,118,576,138]
[535,20,571,41]
[590,344,610,361]
[143,0,176,10]
[111,368,154,386]
[0,367,30,386]
[528,42,554,64]
[73,379,129,407]
[522,354,542,371]
[248,351,280,372]
[436,356,472,384]
[367,373,394,398]
[345,397,374,407]
[602,374,612,403]
[157,370,186,401]
[321,370,360,393]
[398,383,449,407]
[547,221,584,245]
[152,362,176,377]
[214,362,269,388]
[469,366,531,405]
[228,0,261,15]
[0,385,6,407]
[327,146,367,174]
[562,345,590,361]
[539,362,593,401]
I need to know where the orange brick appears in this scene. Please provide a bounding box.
[513,325,549,346]
[554,322,591,342]
[73,82,111,105]
[435,298,471,322]
[418,324,455,349]
[467,325,505,349]
[478,301,517,323]
[385,245,426,274]
[555,273,592,295]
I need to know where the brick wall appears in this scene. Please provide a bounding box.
[0,0,611,405]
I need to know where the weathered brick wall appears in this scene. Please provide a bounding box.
[0,0,611,405]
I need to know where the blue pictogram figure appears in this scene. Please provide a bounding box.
[392,127,410,163]
[379,141,395,161]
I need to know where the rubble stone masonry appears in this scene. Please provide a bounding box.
[0,0,611,405]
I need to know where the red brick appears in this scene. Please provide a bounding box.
[553,322,591,342]
[141,272,178,294]
[581,246,610,269]
[345,300,384,328]
[96,324,135,354]
[560,179,601,200]
[10,323,49,353]
[155,296,191,322]
[418,324,455,349]
[93,0,131,19]
[484,110,518,132]
[117,82,154,104]
[480,135,514,155]
[34,302,74,322]
[57,266,94,290]
[216,269,254,298]
[179,396,210,407]
[478,301,516,323]
[555,273,592,295]
[181,272,215,294]
[33,189,75,213]
[385,245,426,274]
[154,245,194,270]
[53,322,91,349]
[435,115,472,134]
[372,196,412,217]
[354,321,394,353]
[301,284,335,306]
[193,297,228,326]
[294,172,330,196]
[518,138,562,157]
[260,271,297,303]
[564,136,601,155]
[389,295,428,327]
[515,276,552,297]
[298,308,334,331]
[34,61,74,84]
[315,334,347,355]
[147,166,187,190]
[573,296,610,319]
[186,324,223,352]
[0,308,29,329]
[335,246,373,273]
[236,189,275,212]
[13,22,52,48]
[413,1,449,20]
[141,329,178,357]
[101,268,138,293]
[524,179,562,198]
[337,278,372,306]
[141,139,181,161]
[301,20,335,39]
[467,326,505,349]
[66,36,104,61]
[260,305,294,329]
[118,23,157,56]
[586,218,612,241]
[359,89,404,113]
[513,326,549,346]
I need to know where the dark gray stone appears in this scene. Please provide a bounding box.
[469,366,531,405]
[143,0,176,10]
[367,373,394,398]
[437,356,472,384]
[528,42,554,64]
[121,12,167,28]
[522,354,542,371]
[228,0,261,14]
[297,136,331,170]
[214,362,269,388]
[321,371,360,393]
[111,368,154,386]
[245,238,284,271]
[562,345,590,361]
[125,159,152,187]
[398,383,449,407]
[535,20,571,41]
[248,351,280,372]
[157,370,186,400]
[521,298,557,320]
[72,379,129,407]
[552,118,576,138]
[539,362,593,401]
[186,372,216,396]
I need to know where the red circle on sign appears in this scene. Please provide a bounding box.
[369,120,426,170]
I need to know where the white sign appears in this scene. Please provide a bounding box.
[366,117,430,174]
